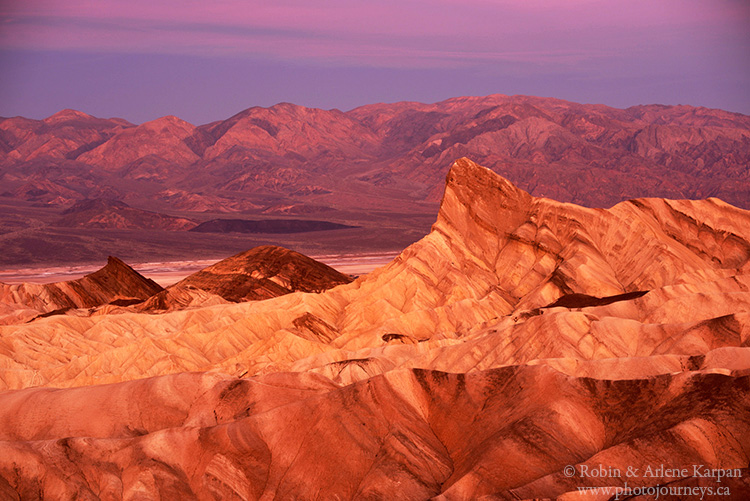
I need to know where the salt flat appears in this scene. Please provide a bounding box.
[0,252,399,286]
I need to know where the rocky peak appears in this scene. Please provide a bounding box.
[174,245,353,301]
[101,255,141,276]
[0,256,163,320]
[43,109,95,125]
[141,245,353,310]
[139,115,196,137]
[81,256,163,299]
[435,157,533,237]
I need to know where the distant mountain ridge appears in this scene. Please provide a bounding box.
[2,95,749,268]
[2,94,749,213]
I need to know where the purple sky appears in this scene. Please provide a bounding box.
[1,0,748,124]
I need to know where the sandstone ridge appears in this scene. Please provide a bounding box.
[2,158,749,385]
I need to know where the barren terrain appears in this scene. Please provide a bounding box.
[2,95,749,268]
[0,158,748,499]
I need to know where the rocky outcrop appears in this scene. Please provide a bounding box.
[140,245,353,310]
[0,256,163,323]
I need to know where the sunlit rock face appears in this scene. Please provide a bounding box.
[1,158,749,499]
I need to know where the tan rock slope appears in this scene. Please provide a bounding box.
[0,158,749,498]
[0,368,748,500]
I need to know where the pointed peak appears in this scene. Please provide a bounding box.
[142,115,195,127]
[444,157,531,205]
[86,255,163,295]
[106,256,130,268]
[95,255,141,278]
[436,158,533,235]
[446,157,496,181]
[170,245,352,303]
[44,109,94,124]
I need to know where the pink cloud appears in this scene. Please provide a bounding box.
[1,0,747,68]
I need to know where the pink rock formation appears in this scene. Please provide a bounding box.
[53,198,197,231]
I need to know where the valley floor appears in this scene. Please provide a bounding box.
[0,251,400,286]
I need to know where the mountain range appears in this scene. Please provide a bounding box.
[0,158,748,498]
[1,95,749,267]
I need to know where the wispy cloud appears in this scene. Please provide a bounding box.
[1,0,748,122]
[2,0,746,69]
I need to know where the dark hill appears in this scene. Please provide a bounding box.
[141,245,353,309]
[54,198,196,231]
